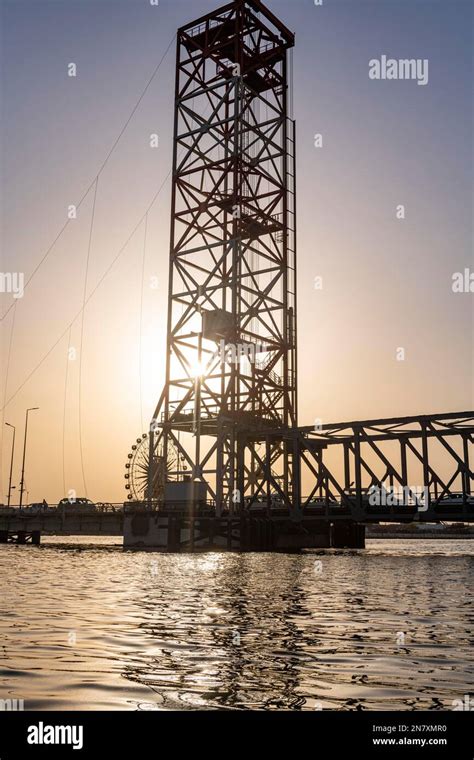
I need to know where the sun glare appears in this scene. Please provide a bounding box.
[190,357,206,378]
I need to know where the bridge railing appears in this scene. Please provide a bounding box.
[0,503,126,514]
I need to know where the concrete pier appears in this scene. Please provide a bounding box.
[123,511,366,551]
[0,529,41,545]
[331,521,366,549]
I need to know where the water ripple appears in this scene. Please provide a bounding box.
[0,538,472,710]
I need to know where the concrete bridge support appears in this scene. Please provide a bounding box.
[331,522,366,549]
[0,529,41,545]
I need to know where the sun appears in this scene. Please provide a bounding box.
[189,356,206,378]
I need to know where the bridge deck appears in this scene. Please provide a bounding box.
[0,502,472,537]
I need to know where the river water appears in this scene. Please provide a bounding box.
[0,538,472,710]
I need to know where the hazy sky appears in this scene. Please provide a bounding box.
[1,0,472,503]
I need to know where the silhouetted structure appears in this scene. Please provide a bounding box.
[123,0,473,550]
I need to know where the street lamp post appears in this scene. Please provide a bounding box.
[19,407,39,509]
[5,422,15,507]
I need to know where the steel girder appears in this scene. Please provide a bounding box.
[239,411,474,520]
[147,0,297,512]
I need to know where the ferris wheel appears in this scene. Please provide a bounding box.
[124,432,180,502]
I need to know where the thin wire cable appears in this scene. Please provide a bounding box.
[139,213,148,433]
[78,176,99,498]
[0,301,17,495]
[0,94,211,415]
[62,326,72,497]
[0,33,176,324]
[0,167,172,413]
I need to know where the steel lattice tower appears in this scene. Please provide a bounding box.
[146,0,296,513]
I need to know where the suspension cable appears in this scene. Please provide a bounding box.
[0,33,176,323]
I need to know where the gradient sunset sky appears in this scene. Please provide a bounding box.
[1,0,472,503]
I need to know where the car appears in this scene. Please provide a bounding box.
[23,502,51,514]
[57,497,97,512]
[96,502,122,512]
[436,494,474,512]
[438,493,466,507]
